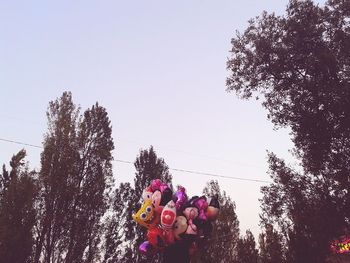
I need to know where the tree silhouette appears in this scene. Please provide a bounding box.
[227,0,350,262]
[34,92,80,263]
[132,146,172,263]
[0,150,37,263]
[103,182,135,263]
[234,230,258,263]
[259,224,285,263]
[191,180,239,263]
[34,92,114,262]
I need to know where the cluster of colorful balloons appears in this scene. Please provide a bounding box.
[132,179,220,256]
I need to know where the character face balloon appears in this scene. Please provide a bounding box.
[142,189,153,201]
[151,190,163,213]
[161,200,176,229]
[183,207,199,220]
[173,216,188,240]
[133,200,159,229]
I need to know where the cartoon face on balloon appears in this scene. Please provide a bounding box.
[142,187,153,201]
[161,200,177,229]
[183,206,199,220]
[151,190,163,213]
[133,200,159,229]
[173,216,188,240]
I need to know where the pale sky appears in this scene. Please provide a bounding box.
[0,0,325,239]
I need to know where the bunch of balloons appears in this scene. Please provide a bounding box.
[132,179,220,256]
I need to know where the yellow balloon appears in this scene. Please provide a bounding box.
[133,200,160,229]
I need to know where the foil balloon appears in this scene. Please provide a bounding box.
[142,187,153,201]
[206,195,220,221]
[150,179,169,193]
[186,220,198,235]
[151,189,173,214]
[151,190,163,214]
[133,181,220,258]
[193,196,208,221]
[161,200,177,229]
[173,186,188,211]
[139,241,155,256]
[173,216,188,240]
[147,227,167,249]
[183,206,199,221]
[160,188,173,206]
[133,199,159,229]
[183,206,199,235]
[163,229,175,244]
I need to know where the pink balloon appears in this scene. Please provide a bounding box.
[173,186,188,211]
[193,197,208,221]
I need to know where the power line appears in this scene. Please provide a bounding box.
[168,167,270,183]
[107,159,270,183]
[0,138,42,149]
[0,114,263,169]
[117,137,264,169]
[0,137,271,184]
[0,114,265,169]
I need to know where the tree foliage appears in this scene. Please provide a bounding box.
[234,230,259,263]
[192,180,240,263]
[103,146,172,262]
[259,224,285,263]
[132,146,173,263]
[34,92,114,262]
[227,0,350,262]
[0,150,37,263]
[103,182,136,263]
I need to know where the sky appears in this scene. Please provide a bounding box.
[0,0,325,239]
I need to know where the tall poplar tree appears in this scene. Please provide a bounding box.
[132,146,173,263]
[103,147,172,262]
[34,92,79,263]
[259,224,285,263]
[234,230,258,263]
[34,92,114,262]
[192,180,239,263]
[65,102,114,263]
[103,182,135,263]
[0,150,37,263]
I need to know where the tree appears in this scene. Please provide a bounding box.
[192,180,239,263]
[259,224,285,263]
[34,92,114,262]
[103,182,136,263]
[134,146,172,198]
[260,153,342,263]
[0,150,37,263]
[132,146,173,263]
[34,91,80,263]
[234,230,258,263]
[227,0,350,262]
[64,102,114,263]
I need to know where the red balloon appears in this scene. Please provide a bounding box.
[147,227,167,249]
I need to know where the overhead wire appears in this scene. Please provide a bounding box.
[0,138,42,149]
[0,137,271,184]
[0,114,264,169]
